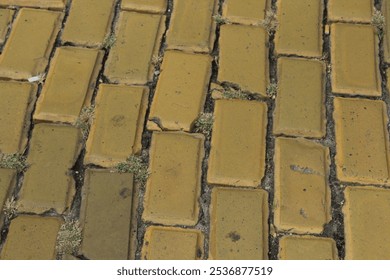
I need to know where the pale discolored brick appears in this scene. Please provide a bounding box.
[121,0,167,14]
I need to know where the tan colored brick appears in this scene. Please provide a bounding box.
[331,23,380,96]
[384,0,390,63]
[142,226,203,260]
[165,0,217,53]
[209,187,269,260]
[344,186,390,259]
[143,132,204,226]
[18,124,82,213]
[0,169,16,221]
[0,9,13,44]
[279,236,338,260]
[0,216,62,260]
[222,0,268,25]
[328,0,373,22]
[80,169,133,260]
[121,0,167,14]
[218,24,268,96]
[148,51,211,131]
[207,100,267,187]
[34,47,103,124]
[0,8,62,80]
[61,0,116,47]
[274,58,325,138]
[333,98,390,185]
[85,85,148,167]
[0,0,65,10]
[274,138,331,234]
[105,11,165,85]
[0,82,36,154]
[275,0,323,57]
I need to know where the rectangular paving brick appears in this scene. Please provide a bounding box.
[331,23,381,96]
[333,98,390,185]
[274,58,325,138]
[218,24,268,96]
[0,216,62,260]
[328,0,373,22]
[0,81,36,154]
[209,187,269,260]
[61,0,116,47]
[18,124,82,214]
[34,47,103,124]
[344,186,390,259]
[84,85,148,167]
[165,0,217,53]
[80,169,134,260]
[0,9,13,44]
[207,100,267,187]
[0,8,62,80]
[0,0,65,10]
[121,0,167,14]
[147,51,211,131]
[279,236,338,260]
[104,11,165,85]
[274,138,331,234]
[0,169,16,223]
[142,226,203,260]
[143,132,204,226]
[384,0,390,63]
[275,0,323,57]
[222,0,268,25]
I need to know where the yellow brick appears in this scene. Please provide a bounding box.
[274,58,325,138]
[222,0,268,25]
[209,187,269,260]
[0,0,65,10]
[344,186,390,259]
[279,236,338,260]
[384,0,390,63]
[331,23,380,96]
[85,85,148,167]
[0,169,16,222]
[0,8,62,80]
[0,216,62,260]
[333,98,390,185]
[61,0,116,47]
[143,132,204,226]
[165,0,217,53]
[34,47,103,124]
[0,9,13,44]
[105,11,165,84]
[274,138,331,233]
[148,51,211,131]
[121,0,167,14]
[0,81,36,154]
[328,0,373,22]
[218,24,268,96]
[80,169,134,260]
[275,0,323,57]
[207,100,267,187]
[18,124,82,213]
[142,226,203,260]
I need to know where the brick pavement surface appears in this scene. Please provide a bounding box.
[0,0,390,260]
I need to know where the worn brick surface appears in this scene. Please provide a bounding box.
[275,0,322,57]
[80,169,134,260]
[344,186,390,259]
[279,236,338,260]
[61,0,116,47]
[34,47,103,124]
[328,0,373,22]
[0,82,36,154]
[0,0,65,10]
[222,0,268,25]
[148,51,211,131]
[143,132,204,226]
[333,98,390,185]
[0,216,62,260]
[18,124,82,213]
[207,100,267,187]
[218,24,268,96]
[273,57,325,138]
[331,23,380,96]
[0,8,62,80]
[384,0,390,63]
[142,226,203,260]
[209,187,269,260]
[105,11,165,85]
[0,9,13,44]
[85,85,148,167]
[0,169,16,221]
[121,0,167,14]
